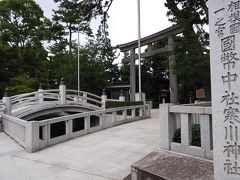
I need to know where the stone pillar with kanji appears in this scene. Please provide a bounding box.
[210,1,240,179]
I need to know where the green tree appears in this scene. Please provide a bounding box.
[0,0,52,95]
[165,0,211,101]
[50,0,117,94]
[8,74,38,94]
[49,38,118,95]
[52,0,113,59]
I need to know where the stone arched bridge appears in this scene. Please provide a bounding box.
[0,83,151,152]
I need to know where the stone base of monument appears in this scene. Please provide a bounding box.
[130,150,214,180]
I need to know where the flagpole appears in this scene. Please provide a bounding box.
[77,24,80,93]
[137,0,142,100]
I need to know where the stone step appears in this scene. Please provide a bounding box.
[131,150,214,180]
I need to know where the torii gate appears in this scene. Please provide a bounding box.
[116,25,184,104]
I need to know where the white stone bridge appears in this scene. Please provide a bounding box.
[0,82,151,153]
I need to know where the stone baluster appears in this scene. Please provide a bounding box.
[180,113,192,146]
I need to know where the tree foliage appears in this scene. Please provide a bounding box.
[0,0,52,95]
[0,0,116,97]
[49,38,117,94]
[165,0,211,100]
[52,0,113,58]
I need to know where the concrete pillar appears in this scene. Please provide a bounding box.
[100,114,105,127]
[2,89,11,115]
[139,108,143,116]
[135,93,142,102]
[130,48,136,101]
[146,104,151,117]
[159,103,175,150]
[66,118,72,135]
[131,109,136,118]
[123,109,127,119]
[26,121,40,152]
[112,111,117,123]
[168,36,178,104]
[162,98,165,104]
[59,78,66,104]
[101,89,107,109]
[84,116,90,131]
[119,90,125,101]
[42,125,48,144]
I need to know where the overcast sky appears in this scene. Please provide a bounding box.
[108,0,171,46]
[35,0,171,47]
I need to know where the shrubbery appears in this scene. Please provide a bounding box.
[172,124,201,147]
[105,101,143,109]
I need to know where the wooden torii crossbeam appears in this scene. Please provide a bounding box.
[116,24,184,103]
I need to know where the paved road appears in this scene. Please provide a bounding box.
[0,109,160,180]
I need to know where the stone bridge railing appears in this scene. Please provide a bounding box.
[9,88,103,112]
[0,80,128,117]
[159,103,213,159]
[2,104,150,152]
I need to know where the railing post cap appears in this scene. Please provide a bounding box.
[4,88,10,97]
[120,90,124,96]
[39,83,43,89]
[102,89,106,95]
[60,78,65,85]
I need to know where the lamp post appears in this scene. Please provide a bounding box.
[137,0,142,101]
[77,24,80,93]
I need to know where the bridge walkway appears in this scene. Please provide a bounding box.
[0,109,160,180]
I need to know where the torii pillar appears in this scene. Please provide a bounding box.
[168,36,178,104]
[130,49,136,101]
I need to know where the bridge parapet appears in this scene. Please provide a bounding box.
[2,104,150,152]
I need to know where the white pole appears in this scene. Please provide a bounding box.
[77,24,80,93]
[137,0,142,100]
